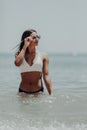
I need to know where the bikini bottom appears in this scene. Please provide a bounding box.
[19,86,44,94]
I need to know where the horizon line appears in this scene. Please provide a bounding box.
[0,51,87,55]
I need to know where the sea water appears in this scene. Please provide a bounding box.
[0,53,87,130]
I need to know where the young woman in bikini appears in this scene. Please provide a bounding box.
[14,29,52,95]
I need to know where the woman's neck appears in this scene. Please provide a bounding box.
[27,46,36,54]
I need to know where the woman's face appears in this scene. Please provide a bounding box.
[30,32,40,46]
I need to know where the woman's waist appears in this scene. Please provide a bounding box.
[19,86,44,94]
[20,81,42,91]
[19,83,43,92]
[20,79,42,85]
[21,82,38,85]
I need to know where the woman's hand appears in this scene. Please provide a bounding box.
[24,37,31,48]
[24,36,33,48]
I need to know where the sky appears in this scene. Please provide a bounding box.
[0,0,87,54]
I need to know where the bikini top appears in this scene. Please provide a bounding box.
[19,51,43,73]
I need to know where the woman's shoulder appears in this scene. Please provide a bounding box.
[39,51,49,61]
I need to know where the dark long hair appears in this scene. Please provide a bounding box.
[18,29,37,52]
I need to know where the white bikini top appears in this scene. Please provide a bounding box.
[19,51,43,73]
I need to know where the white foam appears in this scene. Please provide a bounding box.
[0,120,87,130]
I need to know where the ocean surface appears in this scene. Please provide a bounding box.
[0,53,87,130]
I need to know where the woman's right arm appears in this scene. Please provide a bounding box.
[14,38,30,66]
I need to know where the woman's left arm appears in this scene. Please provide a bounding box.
[43,54,52,95]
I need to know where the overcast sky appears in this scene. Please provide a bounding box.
[0,0,87,53]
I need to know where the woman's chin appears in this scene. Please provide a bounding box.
[35,42,38,46]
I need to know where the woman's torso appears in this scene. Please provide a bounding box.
[19,51,43,92]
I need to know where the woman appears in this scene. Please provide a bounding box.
[14,29,52,95]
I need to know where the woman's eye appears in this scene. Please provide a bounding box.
[33,36,36,39]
